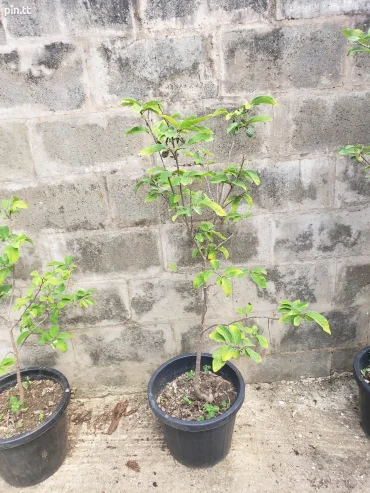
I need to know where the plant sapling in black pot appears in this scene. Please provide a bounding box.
[123,97,332,467]
[0,197,96,486]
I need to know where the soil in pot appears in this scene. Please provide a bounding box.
[0,379,62,439]
[157,367,237,421]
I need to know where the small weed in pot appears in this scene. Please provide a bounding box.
[0,197,96,439]
[123,97,332,421]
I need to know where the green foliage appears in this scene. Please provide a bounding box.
[9,396,23,414]
[203,364,212,373]
[209,320,266,371]
[0,198,97,395]
[341,28,370,55]
[185,370,195,379]
[277,300,331,334]
[337,145,370,172]
[203,403,220,419]
[124,97,331,385]
[183,396,192,405]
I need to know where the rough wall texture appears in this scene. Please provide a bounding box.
[0,0,370,391]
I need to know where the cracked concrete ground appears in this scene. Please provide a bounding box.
[2,374,370,493]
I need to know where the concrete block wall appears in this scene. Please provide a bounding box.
[0,0,370,391]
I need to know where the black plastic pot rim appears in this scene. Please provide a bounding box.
[148,353,245,432]
[353,346,370,393]
[0,367,70,450]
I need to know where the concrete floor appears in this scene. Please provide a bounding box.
[2,373,370,493]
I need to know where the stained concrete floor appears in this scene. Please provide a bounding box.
[2,373,370,493]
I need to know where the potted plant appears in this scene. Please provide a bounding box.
[122,97,331,467]
[0,196,96,487]
[337,27,370,437]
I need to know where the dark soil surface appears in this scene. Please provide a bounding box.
[157,370,237,421]
[0,379,63,439]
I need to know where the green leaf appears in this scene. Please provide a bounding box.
[54,339,68,352]
[49,325,60,338]
[17,331,31,345]
[209,331,226,342]
[201,194,227,217]
[0,226,10,241]
[244,170,260,186]
[0,284,11,298]
[193,272,205,289]
[0,268,11,284]
[244,348,262,363]
[124,126,149,136]
[212,108,228,116]
[224,267,243,278]
[216,325,232,343]
[187,133,214,146]
[169,264,177,271]
[250,270,267,289]
[121,98,141,107]
[304,311,331,335]
[229,324,241,345]
[209,173,229,184]
[255,334,268,348]
[221,345,238,362]
[161,114,179,127]
[139,144,168,156]
[4,246,19,265]
[212,357,225,372]
[246,115,273,125]
[221,277,232,297]
[218,247,229,259]
[250,96,278,107]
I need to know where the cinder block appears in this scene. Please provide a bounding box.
[143,0,202,21]
[0,122,34,183]
[336,155,370,208]
[222,24,345,93]
[0,42,85,115]
[209,0,268,12]
[236,349,331,382]
[130,276,203,322]
[331,347,363,373]
[107,171,164,228]
[32,113,149,177]
[72,323,174,366]
[61,0,132,34]
[90,36,217,106]
[252,157,333,213]
[272,209,370,262]
[62,279,130,328]
[274,92,370,155]
[279,307,363,353]
[2,0,61,37]
[1,176,109,233]
[277,0,370,19]
[49,228,162,277]
[335,257,370,308]
[234,260,336,313]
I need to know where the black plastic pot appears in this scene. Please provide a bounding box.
[148,353,245,468]
[0,367,71,487]
[354,346,370,437]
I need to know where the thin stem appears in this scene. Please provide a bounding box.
[7,270,24,400]
[193,281,213,403]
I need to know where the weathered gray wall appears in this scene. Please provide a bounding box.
[0,0,370,391]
